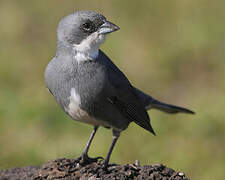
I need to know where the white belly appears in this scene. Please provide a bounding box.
[65,88,109,127]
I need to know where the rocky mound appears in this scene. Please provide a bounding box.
[0,158,189,180]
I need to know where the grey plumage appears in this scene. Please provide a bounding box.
[45,10,194,168]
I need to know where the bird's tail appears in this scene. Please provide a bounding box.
[134,87,195,114]
[150,99,195,114]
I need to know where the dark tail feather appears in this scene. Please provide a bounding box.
[151,99,195,114]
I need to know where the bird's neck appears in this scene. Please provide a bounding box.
[56,40,73,56]
[56,40,99,61]
[73,45,99,62]
[72,32,106,62]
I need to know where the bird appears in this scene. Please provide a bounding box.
[45,10,194,168]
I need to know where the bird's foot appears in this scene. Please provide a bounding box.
[74,154,103,166]
[102,159,109,170]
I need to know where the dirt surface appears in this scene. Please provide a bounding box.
[0,166,39,180]
[0,158,189,180]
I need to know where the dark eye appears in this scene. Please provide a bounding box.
[82,20,95,33]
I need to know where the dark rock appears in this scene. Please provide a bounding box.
[0,158,189,180]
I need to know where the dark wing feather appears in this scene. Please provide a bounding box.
[99,50,155,135]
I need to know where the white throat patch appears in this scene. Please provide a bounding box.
[73,32,106,62]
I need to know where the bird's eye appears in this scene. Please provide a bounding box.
[82,21,94,32]
[83,23,91,30]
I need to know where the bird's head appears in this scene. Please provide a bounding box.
[57,11,119,59]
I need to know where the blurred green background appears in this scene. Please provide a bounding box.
[0,0,225,179]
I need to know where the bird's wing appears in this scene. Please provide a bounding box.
[99,50,155,135]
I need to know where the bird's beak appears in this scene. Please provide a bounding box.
[98,21,120,35]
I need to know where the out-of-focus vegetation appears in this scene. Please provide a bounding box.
[0,0,225,179]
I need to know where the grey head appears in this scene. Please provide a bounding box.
[56,11,119,58]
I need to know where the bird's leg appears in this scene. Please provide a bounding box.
[82,126,99,157]
[103,129,120,169]
[75,126,103,165]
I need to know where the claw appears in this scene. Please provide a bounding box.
[74,156,82,163]
[81,155,103,165]
[102,160,109,170]
[75,154,103,165]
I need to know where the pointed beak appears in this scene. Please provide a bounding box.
[98,20,120,35]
